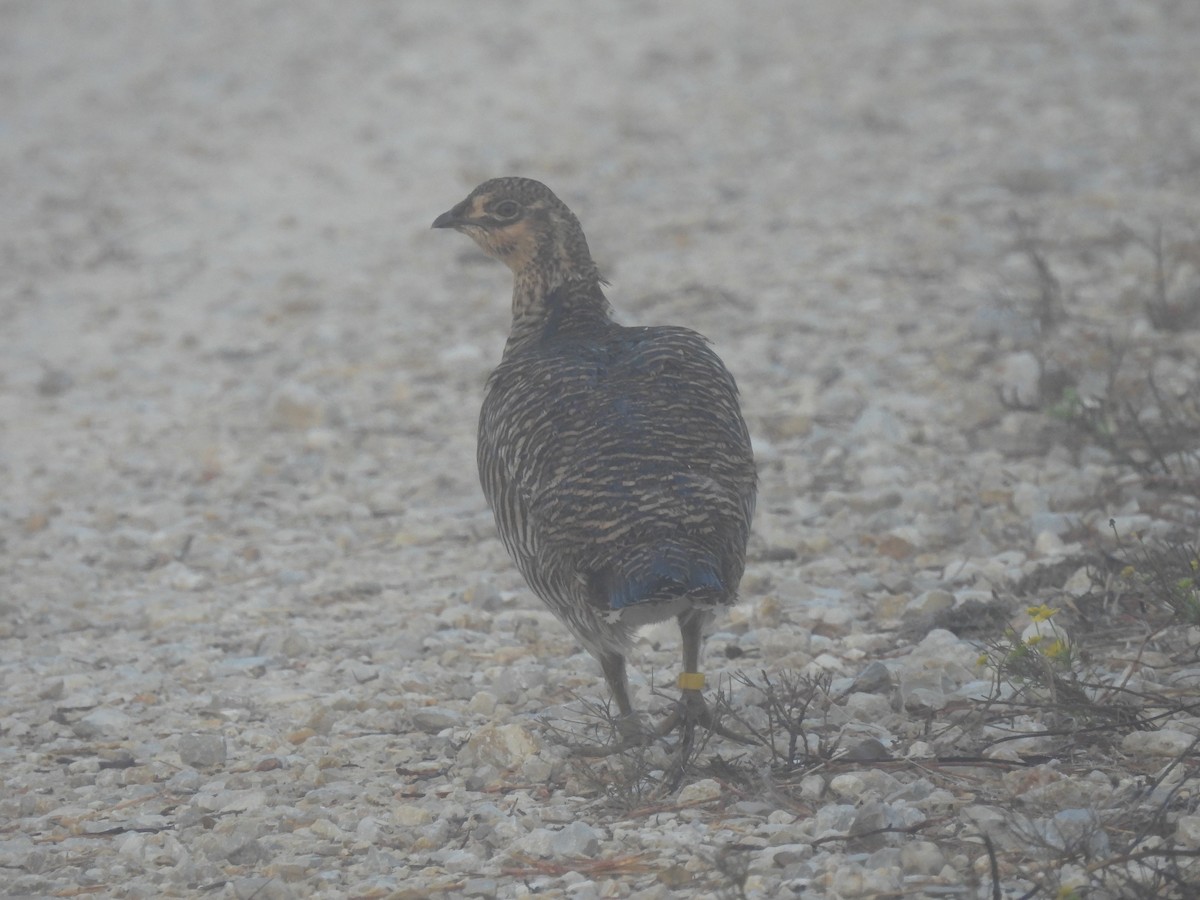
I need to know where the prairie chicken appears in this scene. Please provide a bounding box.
[433,177,756,741]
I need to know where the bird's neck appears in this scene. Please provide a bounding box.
[506,274,614,353]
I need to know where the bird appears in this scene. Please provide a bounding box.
[432,177,756,746]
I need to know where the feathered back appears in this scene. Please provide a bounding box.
[479,309,755,636]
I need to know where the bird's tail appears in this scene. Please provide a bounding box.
[592,540,730,627]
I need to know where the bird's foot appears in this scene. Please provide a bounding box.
[656,678,752,793]
[568,711,658,758]
[658,675,752,747]
[567,675,751,760]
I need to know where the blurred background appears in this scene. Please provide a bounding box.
[2,2,1199,895]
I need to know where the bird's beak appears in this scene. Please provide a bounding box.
[431,199,471,229]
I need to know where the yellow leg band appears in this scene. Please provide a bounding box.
[677,672,706,691]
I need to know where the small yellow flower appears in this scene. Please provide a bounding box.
[1027,603,1059,623]
[1044,639,1069,660]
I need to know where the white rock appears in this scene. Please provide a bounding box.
[799,775,825,801]
[811,804,857,838]
[1047,809,1109,855]
[118,832,147,862]
[356,817,381,843]
[843,692,891,722]
[302,493,352,517]
[218,790,267,814]
[438,848,482,872]
[515,821,603,858]
[552,821,603,857]
[410,707,464,733]
[677,778,722,805]
[1021,619,1070,653]
[308,818,347,841]
[1061,566,1093,595]
[900,840,946,875]
[304,427,340,450]
[467,691,498,716]
[962,804,1006,834]
[565,879,599,900]
[852,405,907,442]
[828,773,867,799]
[1011,480,1048,516]
[809,653,847,674]
[903,687,948,713]
[998,351,1042,407]
[271,381,326,429]
[1030,511,1077,537]
[164,562,209,591]
[765,843,810,867]
[1034,530,1066,555]
[1176,815,1200,849]
[393,805,432,827]
[1122,729,1196,757]
[74,707,134,739]
[179,733,227,769]
[848,660,893,694]
[520,754,555,782]
[905,589,954,617]
[458,723,540,769]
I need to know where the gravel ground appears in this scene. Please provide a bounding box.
[3,2,1200,898]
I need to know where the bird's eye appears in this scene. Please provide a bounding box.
[492,200,521,220]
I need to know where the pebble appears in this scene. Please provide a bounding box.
[677,778,723,805]
[829,774,867,799]
[799,775,826,801]
[270,382,326,429]
[847,659,893,694]
[905,589,954,618]
[810,805,858,839]
[394,805,433,827]
[410,706,465,733]
[458,723,541,769]
[1121,729,1197,757]
[164,562,209,591]
[1044,809,1110,856]
[1176,816,1200,849]
[997,352,1042,407]
[842,692,892,723]
[1033,529,1067,554]
[179,732,228,768]
[900,841,946,875]
[467,690,498,716]
[514,822,604,858]
[73,708,134,739]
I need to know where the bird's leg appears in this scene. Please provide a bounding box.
[595,649,654,746]
[599,649,633,715]
[659,609,749,746]
[566,649,648,756]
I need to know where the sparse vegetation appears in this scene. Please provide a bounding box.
[554,533,1200,896]
[1000,219,1200,490]
[548,223,1200,897]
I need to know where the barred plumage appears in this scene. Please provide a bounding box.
[433,178,756,735]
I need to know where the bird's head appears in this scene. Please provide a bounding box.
[432,177,600,285]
